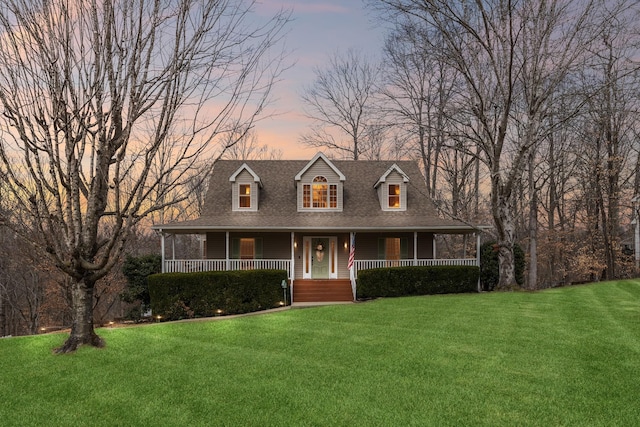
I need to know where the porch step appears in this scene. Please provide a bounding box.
[292,279,354,303]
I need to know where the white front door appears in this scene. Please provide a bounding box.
[303,236,338,279]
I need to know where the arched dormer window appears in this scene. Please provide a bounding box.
[303,176,337,208]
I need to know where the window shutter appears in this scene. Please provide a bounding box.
[255,238,263,259]
[400,238,409,259]
[231,238,240,259]
[378,238,385,260]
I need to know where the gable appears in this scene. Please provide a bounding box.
[229,163,262,211]
[294,152,345,182]
[295,152,345,212]
[374,164,409,211]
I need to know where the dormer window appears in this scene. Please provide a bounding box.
[303,176,338,208]
[230,163,261,212]
[239,184,251,208]
[388,184,401,208]
[296,153,345,212]
[375,163,409,211]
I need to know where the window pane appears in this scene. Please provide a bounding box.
[303,185,311,208]
[240,238,255,259]
[389,184,400,208]
[386,238,401,260]
[239,184,251,208]
[330,185,337,208]
[313,184,327,208]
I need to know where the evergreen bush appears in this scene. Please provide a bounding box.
[121,254,162,320]
[149,269,288,320]
[357,265,479,299]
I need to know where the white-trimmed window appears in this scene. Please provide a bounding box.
[378,237,409,266]
[303,176,337,209]
[231,237,263,259]
[388,184,401,208]
[239,184,251,208]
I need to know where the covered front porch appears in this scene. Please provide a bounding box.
[157,229,482,302]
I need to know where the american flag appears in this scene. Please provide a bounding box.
[347,234,355,270]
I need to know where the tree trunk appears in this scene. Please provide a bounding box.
[528,151,538,290]
[55,278,104,353]
[495,190,518,290]
[0,290,6,337]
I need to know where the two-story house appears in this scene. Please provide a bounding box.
[152,153,482,303]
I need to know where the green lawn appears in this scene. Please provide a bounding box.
[1,281,639,426]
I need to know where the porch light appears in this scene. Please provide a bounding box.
[344,241,348,249]
[294,241,297,249]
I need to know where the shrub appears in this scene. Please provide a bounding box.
[479,241,525,291]
[121,254,162,320]
[148,269,288,320]
[357,265,479,299]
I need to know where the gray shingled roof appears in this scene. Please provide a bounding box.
[153,158,477,233]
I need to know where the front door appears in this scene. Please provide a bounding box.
[303,236,338,279]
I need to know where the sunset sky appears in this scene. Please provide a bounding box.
[253,1,386,159]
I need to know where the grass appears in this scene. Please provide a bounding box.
[1,280,639,426]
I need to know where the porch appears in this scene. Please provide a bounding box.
[162,257,479,277]
[158,230,482,303]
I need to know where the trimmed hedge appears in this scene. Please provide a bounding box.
[356,265,479,299]
[149,269,288,320]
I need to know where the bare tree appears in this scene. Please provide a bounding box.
[223,128,283,161]
[580,1,640,279]
[374,0,597,289]
[381,20,459,196]
[300,48,383,160]
[0,0,290,352]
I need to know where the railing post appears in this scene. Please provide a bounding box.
[225,231,230,271]
[160,231,166,273]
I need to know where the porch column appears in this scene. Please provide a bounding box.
[171,235,175,260]
[225,231,230,271]
[413,232,418,266]
[160,231,165,273]
[476,232,482,292]
[433,237,437,259]
[349,232,356,300]
[290,231,295,281]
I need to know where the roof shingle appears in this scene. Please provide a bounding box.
[154,158,477,233]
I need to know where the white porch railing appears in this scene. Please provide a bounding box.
[164,259,292,277]
[353,258,478,278]
[163,258,476,278]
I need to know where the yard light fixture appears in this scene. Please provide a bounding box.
[280,280,288,306]
[216,309,223,316]
[156,315,162,323]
